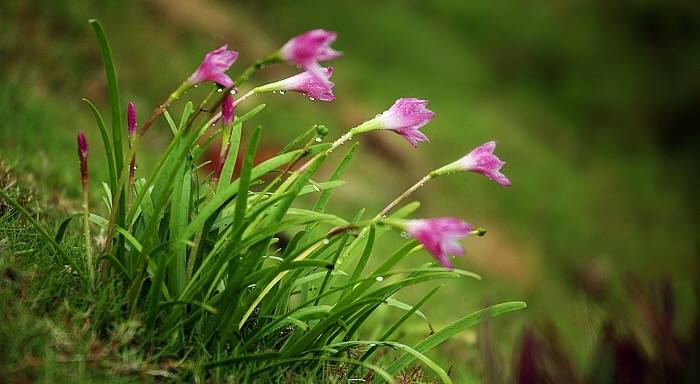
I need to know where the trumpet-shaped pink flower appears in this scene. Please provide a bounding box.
[222,93,234,125]
[189,45,239,87]
[265,67,335,101]
[280,29,341,86]
[406,218,473,269]
[374,98,435,147]
[458,141,511,186]
[127,101,137,136]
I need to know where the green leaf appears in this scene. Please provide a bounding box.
[285,208,349,227]
[298,180,345,196]
[329,340,451,384]
[181,144,330,241]
[89,19,125,230]
[82,98,117,192]
[54,214,79,245]
[251,356,394,383]
[231,126,261,245]
[313,143,358,213]
[163,110,178,135]
[356,287,440,370]
[168,163,191,295]
[380,302,527,380]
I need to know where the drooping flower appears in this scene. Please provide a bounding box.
[222,93,234,125]
[255,67,335,101]
[127,101,137,136]
[446,141,511,186]
[356,98,435,147]
[189,45,239,87]
[280,29,341,86]
[406,218,473,269]
[459,141,511,186]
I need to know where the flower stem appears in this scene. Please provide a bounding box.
[81,179,94,289]
[140,80,190,136]
[377,174,433,218]
[297,131,353,173]
[127,136,136,213]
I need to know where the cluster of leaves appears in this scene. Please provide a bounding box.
[0,20,524,382]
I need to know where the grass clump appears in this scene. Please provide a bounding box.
[0,20,525,383]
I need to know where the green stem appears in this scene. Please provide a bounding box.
[378,174,432,218]
[81,181,94,288]
[187,124,232,279]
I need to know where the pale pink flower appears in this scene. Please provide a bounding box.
[458,141,511,186]
[222,93,234,125]
[127,101,137,136]
[189,45,239,87]
[374,98,435,147]
[406,218,473,269]
[280,29,341,86]
[267,67,335,101]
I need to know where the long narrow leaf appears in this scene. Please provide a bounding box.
[379,302,527,380]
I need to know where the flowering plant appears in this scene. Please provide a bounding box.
[0,20,525,382]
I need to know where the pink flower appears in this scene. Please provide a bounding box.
[406,218,473,269]
[262,67,335,101]
[127,101,137,136]
[222,93,234,125]
[458,141,511,186]
[280,29,341,86]
[189,45,239,87]
[374,98,435,147]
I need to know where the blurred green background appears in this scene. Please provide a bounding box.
[2,0,699,381]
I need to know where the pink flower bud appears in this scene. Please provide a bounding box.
[77,132,88,184]
[127,101,137,136]
[458,141,511,186]
[189,45,239,88]
[374,98,435,147]
[222,93,234,126]
[260,67,335,101]
[77,132,88,159]
[406,218,473,269]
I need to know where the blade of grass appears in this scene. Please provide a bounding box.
[379,301,528,381]
[82,98,117,192]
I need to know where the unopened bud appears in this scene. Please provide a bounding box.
[127,101,137,136]
[77,132,89,184]
[316,124,329,137]
[222,93,234,126]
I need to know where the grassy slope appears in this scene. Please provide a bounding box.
[1,0,698,381]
